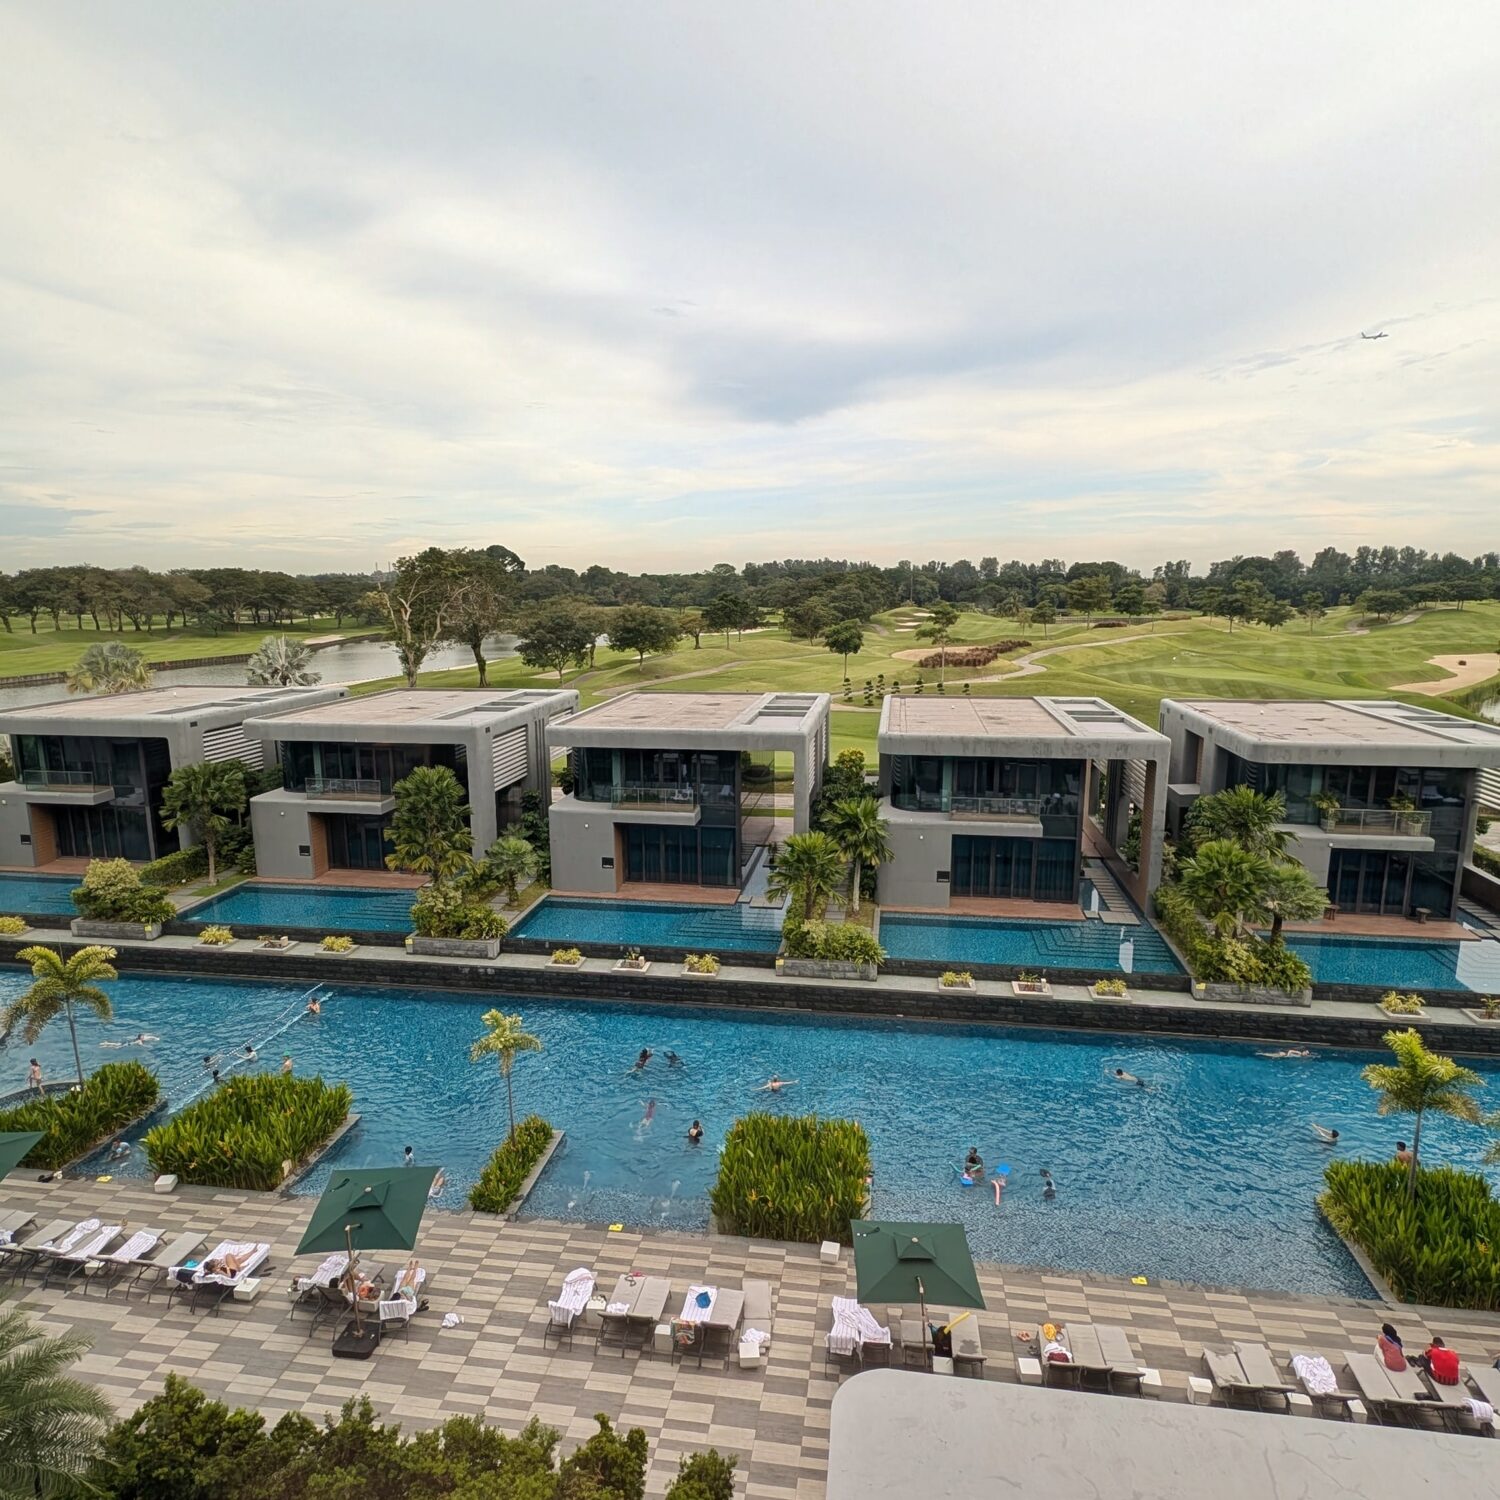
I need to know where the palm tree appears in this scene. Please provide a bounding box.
[476,835,535,908]
[1184,785,1291,858]
[245,634,321,686]
[3,946,117,1088]
[1256,862,1329,941]
[159,760,247,885]
[385,766,474,885]
[1174,839,1275,936]
[766,831,846,921]
[469,1010,542,1142]
[64,641,152,695]
[822,797,891,916]
[0,1301,112,1496]
[1363,1029,1485,1202]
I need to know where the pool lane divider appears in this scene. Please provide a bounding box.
[8,933,1500,1057]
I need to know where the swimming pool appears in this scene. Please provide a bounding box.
[1285,932,1500,994]
[8,969,1498,1297]
[879,912,1184,976]
[180,882,421,934]
[509,896,785,953]
[0,872,78,918]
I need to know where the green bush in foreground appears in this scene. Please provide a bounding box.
[1154,884,1312,992]
[469,1115,553,1213]
[666,1449,738,1500]
[92,1375,689,1500]
[0,1061,160,1170]
[410,884,506,940]
[780,914,885,966]
[1320,1159,1500,1309]
[144,1072,351,1190]
[710,1113,870,1245]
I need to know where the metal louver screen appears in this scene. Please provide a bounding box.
[202,724,263,770]
[491,725,529,788]
[1480,767,1500,812]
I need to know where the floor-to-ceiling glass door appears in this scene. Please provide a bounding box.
[327,815,391,870]
[951,835,1077,902]
[1328,849,1411,915]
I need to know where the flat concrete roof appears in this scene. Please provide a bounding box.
[879,693,1167,760]
[828,1370,1498,1500]
[548,691,829,746]
[242,687,577,741]
[1166,699,1500,762]
[0,685,340,730]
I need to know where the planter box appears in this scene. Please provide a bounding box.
[198,939,239,949]
[613,958,651,974]
[938,978,977,993]
[1462,1008,1500,1025]
[1090,985,1131,1002]
[258,940,298,952]
[779,957,878,981]
[1377,1006,1429,1022]
[1011,980,1051,997]
[1198,982,1311,1008]
[681,964,720,977]
[548,956,585,970]
[319,944,359,956]
[71,918,162,941]
[409,934,501,959]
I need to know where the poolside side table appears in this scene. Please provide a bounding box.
[585,1295,607,1326]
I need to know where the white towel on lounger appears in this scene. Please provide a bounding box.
[1291,1354,1338,1396]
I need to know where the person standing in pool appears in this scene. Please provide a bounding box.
[757,1076,797,1093]
[687,1120,704,1144]
[403,1146,415,1167]
[964,1147,984,1175]
[27,1059,42,1097]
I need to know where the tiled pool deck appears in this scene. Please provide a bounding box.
[9,1175,1500,1499]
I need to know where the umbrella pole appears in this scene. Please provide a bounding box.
[918,1276,928,1368]
[345,1224,362,1337]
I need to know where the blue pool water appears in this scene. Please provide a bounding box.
[510,896,784,953]
[0,872,78,917]
[1286,932,1500,994]
[8,970,1500,1297]
[879,912,1184,975]
[181,882,420,934]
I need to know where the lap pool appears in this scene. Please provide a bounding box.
[509,896,785,953]
[0,872,79,918]
[180,882,421,934]
[1285,932,1500,994]
[879,912,1184,976]
[9,970,1500,1298]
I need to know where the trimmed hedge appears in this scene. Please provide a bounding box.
[145,1072,352,1190]
[710,1113,870,1245]
[1475,845,1500,879]
[1321,1159,1500,1309]
[140,846,210,888]
[0,1061,160,1170]
[1154,884,1312,992]
[469,1115,553,1213]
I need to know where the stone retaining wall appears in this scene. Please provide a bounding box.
[884,956,1193,992]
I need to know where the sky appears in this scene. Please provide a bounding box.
[2,2,1498,574]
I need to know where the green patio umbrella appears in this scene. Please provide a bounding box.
[296,1166,438,1351]
[852,1220,984,1359]
[0,1132,45,1180]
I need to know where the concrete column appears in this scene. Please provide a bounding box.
[791,737,811,834]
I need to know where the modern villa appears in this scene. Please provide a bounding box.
[1160,698,1500,922]
[0,684,346,868]
[243,688,577,880]
[545,690,831,897]
[875,694,1170,913]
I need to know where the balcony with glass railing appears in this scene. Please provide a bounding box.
[20,768,114,791]
[609,783,700,810]
[1291,804,1432,837]
[302,776,389,800]
[892,789,1079,822]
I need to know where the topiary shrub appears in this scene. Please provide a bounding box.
[410,885,506,940]
[140,846,210,888]
[710,1113,870,1244]
[71,859,175,926]
[145,1073,352,1190]
[0,1061,160,1169]
[468,1115,553,1213]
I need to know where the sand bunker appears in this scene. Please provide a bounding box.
[1393,653,1500,695]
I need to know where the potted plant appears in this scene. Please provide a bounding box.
[1311,792,1342,832]
[939,970,975,991]
[548,947,584,968]
[615,947,650,973]
[1379,990,1426,1019]
[1387,794,1422,835]
[320,935,357,954]
[197,925,236,947]
[259,933,294,951]
[0,916,30,937]
[1011,970,1051,997]
[1091,977,1129,1000]
[683,952,721,977]
[408,886,506,959]
[1466,995,1500,1025]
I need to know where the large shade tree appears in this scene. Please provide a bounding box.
[367,548,476,688]
[440,548,523,687]
[1363,1029,1485,1202]
[3,945,117,1087]
[516,605,595,681]
[607,605,683,666]
[160,761,248,884]
[469,1010,542,1142]
[823,619,864,677]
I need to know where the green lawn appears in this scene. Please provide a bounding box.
[359,601,1500,758]
[0,618,371,678]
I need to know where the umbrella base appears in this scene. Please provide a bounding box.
[331,1321,380,1360]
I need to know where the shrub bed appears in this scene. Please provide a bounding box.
[140,846,210,888]
[71,859,176,926]
[410,885,506,940]
[914,640,1028,668]
[144,1073,352,1190]
[0,1061,160,1170]
[468,1115,553,1213]
[1474,845,1500,879]
[780,915,885,966]
[1154,885,1311,992]
[1320,1159,1500,1309]
[710,1113,870,1244]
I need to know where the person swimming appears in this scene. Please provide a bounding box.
[964,1147,983,1174]
[1258,1048,1311,1059]
[306,997,322,1015]
[639,1098,657,1128]
[1311,1123,1340,1144]
[758,1076,797,1093]
[243,1044,257,1062]
[107,1137,131,1161]
[1040,1168,1057,1200]
[633,1048,652,1071]
[280,1055,293,1075]
[132,1033,159,1045]
[99,1040,125,1049]
[687,1119,704,1144]
[665,1051,683,1067]
[202,1054,220,1071]
[1112,1068,1145,1088]
[429,1168,447,1198]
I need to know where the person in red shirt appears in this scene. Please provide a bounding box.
[1418,1336,1460,1385]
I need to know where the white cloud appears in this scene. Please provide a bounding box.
[1,1,1497,572]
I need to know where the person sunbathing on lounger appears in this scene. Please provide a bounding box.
[204,1250,245,1278]
[393,1258,425,1298]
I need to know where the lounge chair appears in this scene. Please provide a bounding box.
[544,1267,595,1349]
[0,1209,37,1238]
[82,1228,161,1298]
[1095,1324,1145,1395]
[825,1296,890,1375]
[174,1240,272,1315]
[1467,1361,1500,1411]
[1420,1365,1492,1434]
[1231,1342,1295,1413]
[39,1222,125,1290]
[136,1233,206,1302]
[378,1286,418,1342]
[946,1311,985,1378]
[1288,1350,1360,1419]
[0,1218,70,1282]
[1204,1348,1267,1410]
[1342,1350,1428,1426]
